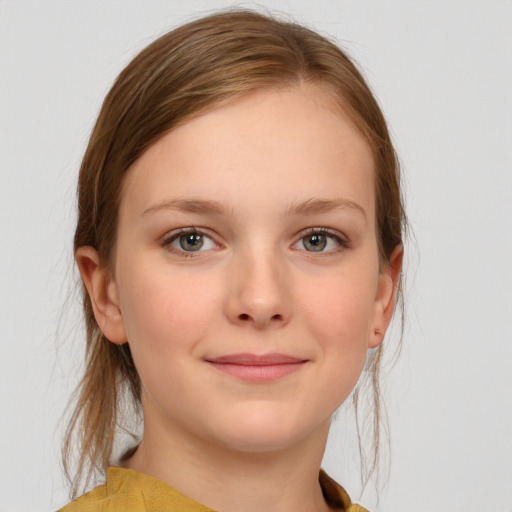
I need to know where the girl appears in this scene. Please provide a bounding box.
[60,9,405,512]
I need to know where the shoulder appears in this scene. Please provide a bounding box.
[58,467,215,512]
[58,467,149,512]
[58,484,109,512]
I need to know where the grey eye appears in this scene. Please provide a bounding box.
[178,233,204,251]
[302,234,327,252]
[164,229,217,254]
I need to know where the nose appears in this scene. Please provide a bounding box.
[225,249,292,329]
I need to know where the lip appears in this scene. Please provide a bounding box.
[205,353,308,382]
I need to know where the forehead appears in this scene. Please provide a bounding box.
[120,84,375,220]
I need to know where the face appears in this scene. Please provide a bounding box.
[81,85,398,455]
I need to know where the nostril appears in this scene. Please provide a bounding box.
[237,313,283,323]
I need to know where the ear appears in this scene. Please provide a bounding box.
[75,246,127,344]
[369,245,403,348]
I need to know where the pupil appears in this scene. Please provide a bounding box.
[180,233,203,251]
[305,234,326,251]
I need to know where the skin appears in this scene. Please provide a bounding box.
[77,84,401,512]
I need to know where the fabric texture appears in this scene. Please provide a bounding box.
[59,467,369,512]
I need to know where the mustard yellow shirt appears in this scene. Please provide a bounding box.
[59,467,368,512]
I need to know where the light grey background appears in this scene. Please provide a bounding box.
[1,1,511,510]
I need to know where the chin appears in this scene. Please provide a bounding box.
[211,413,325,455]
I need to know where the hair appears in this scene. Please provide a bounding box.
[63,8,406,498]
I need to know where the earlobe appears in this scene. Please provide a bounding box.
[75,246,127,344]
[370,245,403,349]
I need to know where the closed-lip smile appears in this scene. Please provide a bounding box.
[205,353,308,382]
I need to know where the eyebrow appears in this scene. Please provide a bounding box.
[142,199,228,217]
[141,197,366,220]
[285,198,367,220]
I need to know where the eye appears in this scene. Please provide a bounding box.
[162,228,217,255]
[293,228,347,253]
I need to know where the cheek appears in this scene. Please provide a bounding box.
[116,262,223,360]
[295,263,378,397]
[298,268,377,343]
[116,267,226,409]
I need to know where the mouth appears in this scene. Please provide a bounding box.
[204,353,308,382]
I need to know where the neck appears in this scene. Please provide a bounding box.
[124,414,333,512]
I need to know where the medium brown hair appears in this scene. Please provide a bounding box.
[64,8,406,497]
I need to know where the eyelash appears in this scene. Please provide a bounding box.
[160,226,350,258]
[160,227,217,258]
[296,227,350,253]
